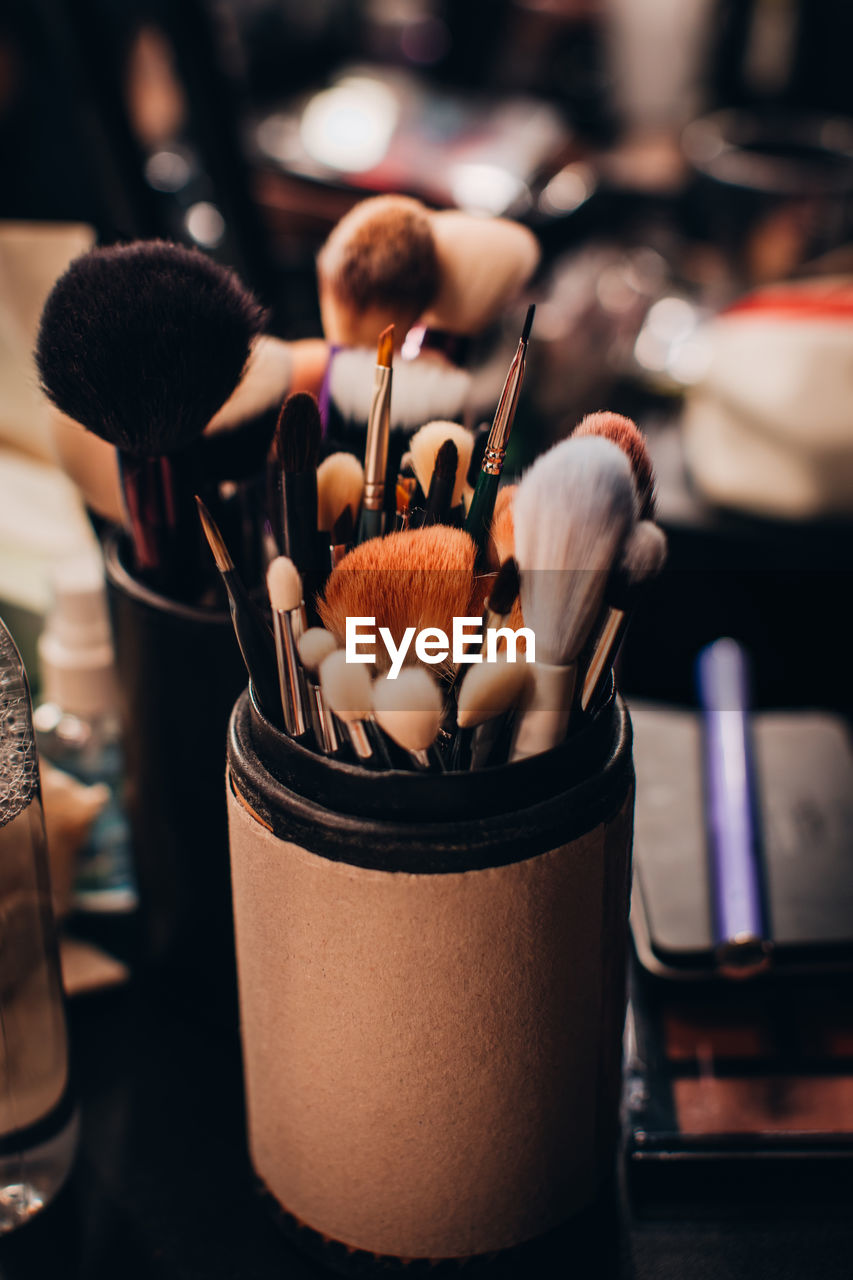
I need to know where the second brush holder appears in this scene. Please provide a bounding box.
[226,686,634,1267]
[104,532,247,1025]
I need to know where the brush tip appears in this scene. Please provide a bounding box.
[573,411,655,519]
[521,303,535,344]
[195,494,232,572]
[457,656,530,729]
[372,669,443,751]
[377,325,394,368]
[488,556,520,616]
[319,650,372,721]
[275,392,322,473]
[297,627,338,673]
[433,438,458,481]
[266,556,303,613]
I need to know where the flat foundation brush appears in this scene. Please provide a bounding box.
[465,304,534,563]
[195,496,280,724]
[357,325,394,544]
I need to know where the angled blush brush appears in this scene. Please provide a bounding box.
[357,325,394,544]
[195,495,280,723]
[464,304,534,562]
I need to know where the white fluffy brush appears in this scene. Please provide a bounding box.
[317,451,365,533]
[319,650,390,767]
[409,420,474,509]
[511,435,637,760]
[372,668,444,770]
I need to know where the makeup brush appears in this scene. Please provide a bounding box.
[36,240,265,596]
[464,304,534,561]
[195,496,280,723]
[317,452,365,534]
[273,392,328,618]
[372,669,445,771]
[579,521,668,715]
[573,411,656,520]
[446,555,520,716]
[510,435,636,762]
[318,527,477,679]
[266,557,312,741]
[419,439,458,528]
[357,325,394,543]
[487,484,517,568]
[318,651,391,768]
[330,506,356,567]
[454,656,531,771]
[296,627,341,756]
[409,421,474,513]
[696,639,771,978]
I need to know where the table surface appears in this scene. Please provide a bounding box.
[0,978,852,1280]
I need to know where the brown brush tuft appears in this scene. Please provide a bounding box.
[573,412,656,519]
[487,484,516,568]
[36,240,265,456]
[318,527,476,676]
[274,392,322,474]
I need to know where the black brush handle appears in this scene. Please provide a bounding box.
[119,452,207,600]
[222,567,280,724]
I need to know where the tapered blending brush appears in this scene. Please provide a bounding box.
[272,392,328,619]
[573,411,656,520]
[267,557,312,741]
[408,421,474,520]
[296,627,341,756]
[464,304,534,562]
[357,325,394,544]
[579,521,668,714]
[318,651,391,768]
[36,241,265,596]
[195,496,280,723]
[510,435,637,762]
[318,527,477,680]
[372,670,445,771]
[420,439,458,528]
[454,657,531,771]
[317,452,365,535]
[487,484,516,568]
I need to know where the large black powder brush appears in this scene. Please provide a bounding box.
[36,239,266,598]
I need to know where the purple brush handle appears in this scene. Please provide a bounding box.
[697,639,771,976]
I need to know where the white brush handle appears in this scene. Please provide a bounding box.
[510,662,576,762]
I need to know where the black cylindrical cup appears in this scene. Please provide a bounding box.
[104,531,246,1025]
[226,687,634,1266]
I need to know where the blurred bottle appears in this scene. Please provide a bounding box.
[33,559,136,914]
[0,615,78,1232]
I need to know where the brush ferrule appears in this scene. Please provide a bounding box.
[346,719,373,760]
[272,608,309,738]
[363,365,392,495]
[480,444,507,478]
[362,481,386,511]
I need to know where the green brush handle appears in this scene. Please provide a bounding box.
[464,473,498,559]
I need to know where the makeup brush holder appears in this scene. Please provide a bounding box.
[226,686,634,1267]
[103,532,247,1025]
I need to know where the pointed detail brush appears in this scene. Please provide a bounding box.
[195,496,280,723]
[267,557,312,740]
[357,325,394,543]
[464,304,534,562]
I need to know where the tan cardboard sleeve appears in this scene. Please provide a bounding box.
[227,781,633,1261]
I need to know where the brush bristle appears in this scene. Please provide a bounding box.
[317,452,365,532]
[195,494,233,573]
[573,412,656,519]
[318,527,476,676]
[432,439,457,483]
[266,556,303,613]
[36,240,265,455]
[521,303,535,344]
[319,650,373,722]
[409,421,474,508]
[488,556,520,616]
[297,627,338,674]
[372,669,442,751]
[514,435,636,664]
[488,484,516,567]
[377,325,394,368]
[607,520,667,610]
[457,656,530,729]
[274,392,322,474]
